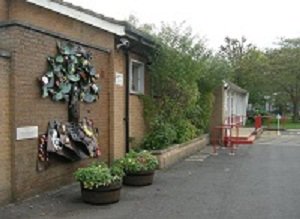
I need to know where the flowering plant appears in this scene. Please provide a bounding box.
[116,150,158,173]
[74,162,124,189]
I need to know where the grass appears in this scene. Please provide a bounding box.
[246,118,300,130]
[280,122,300,129]
[267,118,300,129]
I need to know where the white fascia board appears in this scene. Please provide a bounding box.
[26,0,126,36]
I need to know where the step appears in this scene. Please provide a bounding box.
[226,136,250,140]
[231,135,256,144]
[224,135,256,144]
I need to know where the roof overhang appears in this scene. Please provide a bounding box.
[26,0,126,36]
[223,80,248,95]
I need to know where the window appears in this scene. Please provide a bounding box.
[130,59,145,94]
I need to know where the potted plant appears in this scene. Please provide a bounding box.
[116,150,159,186]
[74,162,124,205]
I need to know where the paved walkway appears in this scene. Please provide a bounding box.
[1,132,300,219]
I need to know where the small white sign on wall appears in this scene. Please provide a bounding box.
[115,72,124,86]
[16,126,38,140]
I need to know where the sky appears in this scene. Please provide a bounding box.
[66,0,300,51]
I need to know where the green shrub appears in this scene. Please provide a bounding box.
[74,162,124,189]
[139,23,220,150]
[115,150,158,173]
[174,119,198,144]
[141,119,177,150]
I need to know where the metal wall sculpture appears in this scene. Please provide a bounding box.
[38,42,101,170]
[40,41,100,122]
[37,118,100,171]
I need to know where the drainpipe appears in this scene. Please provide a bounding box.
[125,50,130,153]
[117,38,130,153]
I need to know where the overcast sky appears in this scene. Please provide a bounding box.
[66,0,300,51]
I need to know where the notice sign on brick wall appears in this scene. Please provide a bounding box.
[115,72,124,86]
[16,126,38,140]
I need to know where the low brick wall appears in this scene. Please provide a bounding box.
[152,134,209,169]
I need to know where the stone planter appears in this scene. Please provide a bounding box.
[80,182,122,205]
[152,134,209,169]
[123,170,155,186]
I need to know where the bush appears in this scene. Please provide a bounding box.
[141,118,198,149]
[174,119,198,144]
[139,23,220,150]
[115,150,158,173]
[141,118,177,150]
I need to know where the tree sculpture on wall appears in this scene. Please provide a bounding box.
[40,41,100,122]
[37,42,101,170]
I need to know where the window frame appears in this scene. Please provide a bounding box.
[129,59,145,95]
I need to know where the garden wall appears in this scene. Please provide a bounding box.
[152,135,209,169]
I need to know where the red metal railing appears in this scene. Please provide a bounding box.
[211,115,244,155]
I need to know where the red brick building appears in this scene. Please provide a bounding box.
[0,0,154,204]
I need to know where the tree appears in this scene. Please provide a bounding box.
[267,38,300,121]
[238,49,270,105]
[149,22,209,124]
[127,14,156,34]
[219,36,255,85]
[219,37,269,106]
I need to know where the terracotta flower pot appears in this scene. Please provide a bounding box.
[80,182,122,205]
[123,170,155,186]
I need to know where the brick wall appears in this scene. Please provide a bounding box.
[0,0,151,202]
[111,50,149,157]
[129,95,146,147]
[6,0,150,156]
[129,54,148,147]
[0,0,8,21]
[8,0,114,49]
[0,26,111,200]
[112,50,126,159]
[0,55,11,205]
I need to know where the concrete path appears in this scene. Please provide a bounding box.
[1,132,300,219]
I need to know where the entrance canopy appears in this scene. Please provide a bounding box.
[223,81,249,126]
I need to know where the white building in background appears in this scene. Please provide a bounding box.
[223,81,249,126]
[210,81,249,143]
